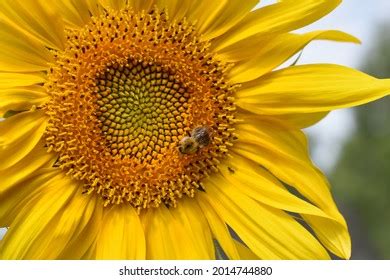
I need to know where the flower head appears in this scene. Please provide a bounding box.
[0,0,389,259]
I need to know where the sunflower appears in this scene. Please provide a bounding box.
[0,0,389,260]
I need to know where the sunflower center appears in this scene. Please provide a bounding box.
[44,7,237,211]
[95,61,189,162]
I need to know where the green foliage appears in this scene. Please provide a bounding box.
[331,24,390,259]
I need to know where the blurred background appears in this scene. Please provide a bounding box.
[1,0,389,259]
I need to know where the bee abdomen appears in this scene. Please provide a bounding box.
[191,126,211,148]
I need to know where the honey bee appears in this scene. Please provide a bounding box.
[179,126,212,154]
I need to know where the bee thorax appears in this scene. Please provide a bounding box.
[179,136,199,154]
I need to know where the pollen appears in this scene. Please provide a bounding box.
[43,7,237,211]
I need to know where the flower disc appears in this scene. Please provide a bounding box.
[44,8,237,210]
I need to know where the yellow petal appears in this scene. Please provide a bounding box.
[141,206,180,259]
[0,86,48,116]
[237,64,390,114]
[24,188,99,259]
[218,30,359,63]
[0,0,65,50]
[220,154,331,219]
[202,176,330,259]
[228,30,360,83]
[99,0,153,12]
[186,0,227,34]
[234,240,259,260]
[0,168,58,227]
[197,195,240,260]
[155,0,192,21]
[0,144,55,197]
[60,198,103,260]
[99,0,126,10]
[213,0,341,50]
[169,198,214,259]
[276,112,329,128]
[0,110,47,170]
[95,204,145,260]
[52,0,101,28]
[0,110,43,146]
[81,243,98,260]
[0,172,78,259]
[0,73,46,89]
[141,200,213,260]
[80,0,102,18]
[129,0,154,12]
[239,109,330,129]
[222,151,351,259]
[304,215,351,259]
[233,119,351,258]
[0,21,52,72]
[234,119,337,213]
[196,0,259,40]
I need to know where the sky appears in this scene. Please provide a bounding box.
[0,1,388,241]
